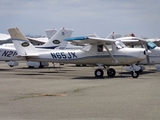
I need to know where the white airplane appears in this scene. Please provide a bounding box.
[0,33,10,41]
[107,35,160,72]
[94,32,160,71]
[144,38,160,47]
[8,28,150,78]
[0,27,73,67]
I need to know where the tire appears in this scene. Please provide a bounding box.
[131,71,139,78]
[94,69,104,78]
[107,68,116,77]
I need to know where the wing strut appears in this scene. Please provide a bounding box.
[103,43,118,63]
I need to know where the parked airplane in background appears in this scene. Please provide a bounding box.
[144,38,160,47]
[0,33,10,41]
[27,28,57,45]
[0,28,57,47]
[8,28,150,78]
[0,27,73,67]
[116,37,160,72]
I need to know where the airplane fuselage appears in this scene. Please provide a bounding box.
[0,46,18,61]
[27,45,147,66]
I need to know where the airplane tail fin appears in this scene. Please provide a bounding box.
[8,27,28,41]
[40,27,73,49]
[8,27,38,56]
[45,28,57,39]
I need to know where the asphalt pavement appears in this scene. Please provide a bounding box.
[0,61,160,120]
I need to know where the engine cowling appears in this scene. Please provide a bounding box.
[125,64,141,72]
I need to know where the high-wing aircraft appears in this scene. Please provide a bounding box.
[8,28,149,78]
[0,27,73,67]
[115,37,160,72]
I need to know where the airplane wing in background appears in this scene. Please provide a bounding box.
[115,37,148,46]
[27,37,47,45]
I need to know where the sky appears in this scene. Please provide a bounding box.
[0,0,160,38]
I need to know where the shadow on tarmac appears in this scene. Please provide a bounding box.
[72,70,157,80]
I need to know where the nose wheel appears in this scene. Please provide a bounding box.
[131,71,139,78]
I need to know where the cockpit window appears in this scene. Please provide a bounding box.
[115,40,126,49]
[146,41,157,50]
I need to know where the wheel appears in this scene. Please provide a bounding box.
[107,68,116,77]
[94,69,104,78]
[131,71,139,78]
[9,65,14,67]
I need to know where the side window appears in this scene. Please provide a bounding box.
[97,45,103,52]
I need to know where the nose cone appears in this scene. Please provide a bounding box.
[139,49,151,60]
[125,48,151,64]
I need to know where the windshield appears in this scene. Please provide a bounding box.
[146,41,157,50]
[115,40,126,49]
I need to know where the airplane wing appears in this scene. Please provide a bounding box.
[145,38,160,46]
[65,36,121,63]
[65,36,117,45]
[116,37,148,46]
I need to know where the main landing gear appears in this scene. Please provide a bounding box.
[94,66,116,78]
[94,65,140,78]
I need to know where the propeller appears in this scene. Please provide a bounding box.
[136,37,151,65]
[143,42,151,65]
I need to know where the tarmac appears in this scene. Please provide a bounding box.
[0,61,160,120]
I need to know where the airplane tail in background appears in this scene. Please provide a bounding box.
[45,28,57,39]
[8,27,38,56]
[106,32,122,39]
[40,28,73,49]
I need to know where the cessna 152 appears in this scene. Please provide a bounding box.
[115,36,160,71]
[0,27,73,67]
[8,28,150,78]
